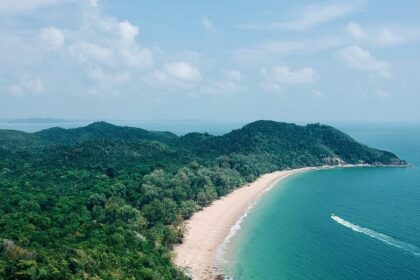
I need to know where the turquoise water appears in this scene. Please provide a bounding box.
[222,125,420,279]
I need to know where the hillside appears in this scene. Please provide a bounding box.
[180,121,403,168]
[34,121,178,146]
[0,121,405,279]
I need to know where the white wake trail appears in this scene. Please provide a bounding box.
[331,214,420,257]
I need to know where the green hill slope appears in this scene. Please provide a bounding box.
[34,121,178,145]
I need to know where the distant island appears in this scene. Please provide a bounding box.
[6,118,72,124]
[0,121,406,279]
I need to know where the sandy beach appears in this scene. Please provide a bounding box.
[173,167,316,279]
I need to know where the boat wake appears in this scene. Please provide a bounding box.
[331,214,420,257]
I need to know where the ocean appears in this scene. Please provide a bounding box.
[220,124,420,279]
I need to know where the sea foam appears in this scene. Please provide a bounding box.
[331,214,420,257]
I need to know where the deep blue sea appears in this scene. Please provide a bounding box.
[220,124,420,279]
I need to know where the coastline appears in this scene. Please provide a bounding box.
[172,164,407,279]
[173,166,320,279]
[172,164,404,279]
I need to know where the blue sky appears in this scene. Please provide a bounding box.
[1,0,419,122]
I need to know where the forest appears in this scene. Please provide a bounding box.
[0,121,405,279]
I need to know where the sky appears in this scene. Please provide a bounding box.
[0,0,420,123]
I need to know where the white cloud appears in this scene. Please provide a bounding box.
[260,66,317,91]
[70,41,112,63]
[7,76,46,95]
[87,67,131,84]
[119,46,153,68]
[202,70,246,95]
[163,62,201,83]
[116,20,153,68]
[338,45,391,78]
[240,3,358,31]
[66,15,153,69]
[39,27,65,50]
[345,22,420,47]
[347,22,364,39]
[88,0,99,7]
[232,36,344,64]
[119,20,139,42]
[0,0,76,14]
[0,0,155,98]
[146,65,247,95]
[149,70,169,83]
[34,9,153,95]
[201,17,216,33]
[145,62,202,90]
[377,29,403,46]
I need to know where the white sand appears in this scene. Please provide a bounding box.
[173,167,317,279]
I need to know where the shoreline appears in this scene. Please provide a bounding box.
[173,166,320,279]
[172,164,405,279]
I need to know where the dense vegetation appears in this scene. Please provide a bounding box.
[0,121,405,279]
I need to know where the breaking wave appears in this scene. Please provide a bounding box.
[331,214,420,257]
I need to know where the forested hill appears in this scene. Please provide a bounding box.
[0,121,405,279]
[180,121,404,166]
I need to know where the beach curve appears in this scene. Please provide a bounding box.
[173,167,317,279]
